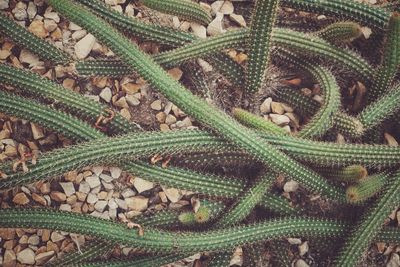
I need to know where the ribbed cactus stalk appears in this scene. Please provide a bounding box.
[207,252,233,267]
[75,59,132,77]
[281,0,390,29]
[48,0,345,202]
[335,170,400,266]
[317,165,368,183]
[233,108,288,135]
[0,90,104,141]
[365,13,400,105]
[315,21,362,43]
[245,0,280,93]
[0,64,139,134]
[0,12,72,64]
[141,0,212,25]
[345,172,389,204]
[277,50,341,139]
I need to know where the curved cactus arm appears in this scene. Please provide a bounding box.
[277,50,341,139]
[358,83,400,130]
[49,0,345,202]
[45,240,113,267]
[335,170,400,266]
[0,12,72,64]
[233,108,288,135]
[207,251,233,267]
[281,0,390,29]
[0,64,139,134]
[314,21,362,43]
[245,0,280,93]
[316,165,368,183]
[141,0,212,25]
[365,13,400,105]
[345,172,389,204]
[0,208,349,253]
[0,90,104,141]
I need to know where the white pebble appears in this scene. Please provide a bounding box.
[74,33,96,59]
[60,182,76,197]
[283,180,299,193]
[110,167,122,179]
[86,175,101,188]
[17,248,35,265]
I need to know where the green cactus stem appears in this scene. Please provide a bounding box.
[48,0,345,202]
[345,172,389,204]
[365,13,400,105]
[245,0,279,93]
[315,21,362,43]
[233,108,288,136]
[281,0,390,29]
[335,170,400,266]
[0,12,72,64]
[0,64,139,134]
[317,165,368,183]
[0,90,104,141]
[141,0,212,25]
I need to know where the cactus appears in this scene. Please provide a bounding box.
[315,21,363,43]
[345,172,389,204]
[0,12,72,64]
[335,170,400,266]
[245,0,279,93]
[141,0,212,25]
[48,0,345,203]
[317,165,368,183]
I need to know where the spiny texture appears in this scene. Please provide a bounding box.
[315,21,362,43]
[48,0,345,202]
[0,90,104,141]
[233,108,288,135]
[0,64,139,134]
[278,50,341,138]
[0,208,349,253]
[245,0,279,93]
[0,12,72,64]
[316,165,368,183]
[335,170,400,266]
[141,0,212,25]
[365,13,400,105]
[281,0,390,29]
[346,172,389,204]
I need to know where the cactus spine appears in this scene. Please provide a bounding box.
[345,173,389,204]
[315,21,362,43]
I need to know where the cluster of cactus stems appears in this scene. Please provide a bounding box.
[0,0,399,266]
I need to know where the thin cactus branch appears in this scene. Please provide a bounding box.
[346,172,389,204]
[315,21,363,43]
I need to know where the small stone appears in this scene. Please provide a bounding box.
[115,198,127,210]
[190,23,207,38]
[133,177,154,193]
[283,180,299,193]
[156,112,166,123]
[361,27,372,39]
[60,182,76,197]
[0,49,11,60]
[50,191,66,202]
[299,241,309,256]
[211,1,224,14]
[94,200,108,212]
[13,192,30,205]
[17,248,35,265]
[197,58,213,72]
[207,12,225,36]
[27,2,37,19]
[151,100,163,111]
[115,97,129,109]
[86,193,98,204]
[28,235,40,245]
[72,29,87,40]
[92,166,103,176]
[160,124,170,131]
[219,1,234,14]
[384,133,398,147]
[168,67,183,80]
[50,231,65,242]
[269,114,290,125]
[79,181,91,194]
[86,175,101,188]
[35,251,55,266]
[29,20,49,39]
[260,97,272,113]
[99,173,113,183]
[108,167,121,178]
[108,198,118,209]
[163,187,181,203]
[126,95,140,106]
[287,238,302,245]
[0,0,9,10]
[44,19,58,32]
[3,250,16,267]
[125,196,148,211]
[387,253,400,267]
[19,49,40,66]
[229,14,246,27]
[121,188,135,199]
[100,87,112,103]
[271,102,285,115]
[295,259,310,267]
[122,83,141,94]
[12,2,27,21]
[165,114,177,125]
[74,33,96,59]
[31,123,45,140]
[59,203,71,211]
[120,108,131,120]
[32,193,47,206]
